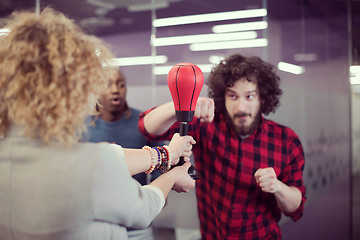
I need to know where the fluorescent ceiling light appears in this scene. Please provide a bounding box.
[87,0,115,10]
[350,65,360,85]
[153,8,267,27]
[212,21,268,33]
[209,55,225,64]
[0,28,10,36]
[109,55,168,67]
[350,76,360,85]
[154,64,215,75]
[350,65,360,73]
[278,62,305,75]
[152,31,257,46]
[189,38,268,51]
[128,1,169,12]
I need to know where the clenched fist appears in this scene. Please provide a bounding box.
[254,167,280,193]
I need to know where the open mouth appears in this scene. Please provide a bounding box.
[111,97,121,105]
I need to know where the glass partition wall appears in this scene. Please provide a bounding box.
[145,1,352,239]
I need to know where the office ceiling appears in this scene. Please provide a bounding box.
[0,0,359,64]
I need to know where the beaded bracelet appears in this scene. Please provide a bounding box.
[142,146,158,174]
[142,145,172,174]
[162,145,172,171]
[156,147,168,172]
[153,147,162,169]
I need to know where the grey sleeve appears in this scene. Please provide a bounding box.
[91,143,165,229]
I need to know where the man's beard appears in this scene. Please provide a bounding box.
[232,110,261,137]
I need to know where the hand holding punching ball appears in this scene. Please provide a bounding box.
[167,63,204,180]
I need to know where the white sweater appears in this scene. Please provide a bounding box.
[0,124,164,240]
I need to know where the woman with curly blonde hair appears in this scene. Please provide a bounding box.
[0,7,196,240]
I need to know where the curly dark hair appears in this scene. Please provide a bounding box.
[207,54,282,116]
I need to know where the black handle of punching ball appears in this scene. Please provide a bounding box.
[175,122,200,180]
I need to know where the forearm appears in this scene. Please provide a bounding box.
[143,102,177,135]
[123,149,152,175]
[274,182,302,214]
[148,170,176,199]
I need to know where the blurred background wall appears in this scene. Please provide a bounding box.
[100,2,353,238]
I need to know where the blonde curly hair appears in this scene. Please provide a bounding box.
[0,7,116,146]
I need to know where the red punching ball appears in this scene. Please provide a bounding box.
[167,63,204,123]
[167,63,203,180]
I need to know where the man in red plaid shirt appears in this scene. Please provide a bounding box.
[138,54,306,240]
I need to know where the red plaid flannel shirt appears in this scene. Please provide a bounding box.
[139,109,306,240]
